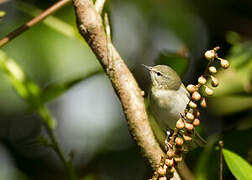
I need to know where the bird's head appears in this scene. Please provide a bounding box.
[142,64,181,90]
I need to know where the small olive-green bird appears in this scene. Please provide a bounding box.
[143,64,206,147]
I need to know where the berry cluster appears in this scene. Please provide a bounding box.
[152,47,230,180]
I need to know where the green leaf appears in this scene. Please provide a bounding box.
[155,51,189,77]
[223,148,252,180]
[0,50,41,102]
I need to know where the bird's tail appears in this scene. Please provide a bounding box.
[183,130,206,150]
[193,130,207,147]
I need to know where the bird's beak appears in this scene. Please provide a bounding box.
[141,64,152,71]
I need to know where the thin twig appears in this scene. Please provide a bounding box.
[218,140,223,180]
[95,0,106,14]
[38,106,77,180]
[0,0,71,48]
[0,50,77,178]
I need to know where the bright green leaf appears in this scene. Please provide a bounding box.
[223,148,252,180]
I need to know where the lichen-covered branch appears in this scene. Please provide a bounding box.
[72,0,173,174]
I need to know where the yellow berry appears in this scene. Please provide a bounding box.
[194,109,200,117]
[204,50,216,60]
[165,158,174,167]
[186,84,196,93]
[185,122,194,131]
[174,156,183,162]
[158,177,167,180]
[183,134,192,141]
[200,98,207,108]
[211,76,219,87]
[214,46,220,51]
[205,86,214,96]
[176,119,185,129]
[221,59,230,69]
[193,118,200,126]
[198,76,207,85]
[167,150,175,159]
[189,101,197,109]
[186,112,194,121]
[192,91,201,101]
[175,137,184,146]
[209,66,217,74]
[157,167,167,176]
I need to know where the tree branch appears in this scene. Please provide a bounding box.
[0,0,71,48]
[72,1,180,179]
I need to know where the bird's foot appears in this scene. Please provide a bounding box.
[165,129,174,151]
[179,112,186,119]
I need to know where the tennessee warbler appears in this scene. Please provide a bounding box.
[143,64,206,147]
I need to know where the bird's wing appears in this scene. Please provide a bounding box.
[181,84,190,98]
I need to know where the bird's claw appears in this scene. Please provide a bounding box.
[165,129,174,151]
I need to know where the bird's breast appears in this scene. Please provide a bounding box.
[150,86,189,130]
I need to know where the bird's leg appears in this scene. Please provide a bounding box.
[165,129,174,151]
[179,112,186,119]
[165,113,186,150]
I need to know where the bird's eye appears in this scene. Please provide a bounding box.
[156,72,161,76]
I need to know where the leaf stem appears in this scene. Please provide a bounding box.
[218,140,223,180]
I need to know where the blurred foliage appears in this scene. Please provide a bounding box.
[40,69,102,105]
[0,0,252,180]
[0,11,5,22]
[156,50,189,77]
[194,135,219,180]
[0,48,102,128]
[0,50,40,103]
[14,1,79,39]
